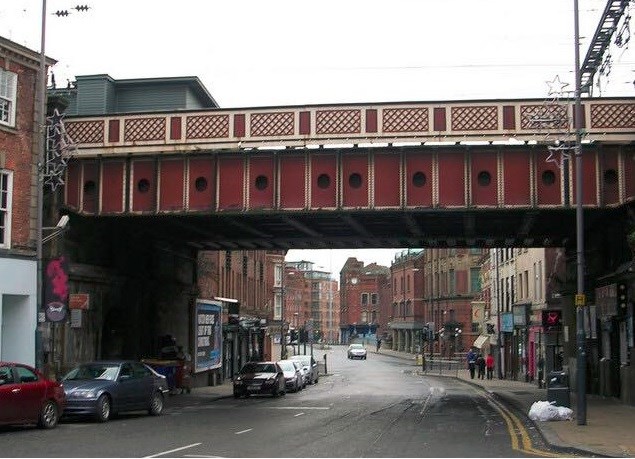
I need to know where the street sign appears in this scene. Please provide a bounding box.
[69,293,90,310]
[575,294,586,307]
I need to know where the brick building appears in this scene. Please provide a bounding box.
[339,257,390,344]
[0,37,54,366]
[388,250,426,353]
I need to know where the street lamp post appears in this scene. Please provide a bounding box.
[573,0,587,425]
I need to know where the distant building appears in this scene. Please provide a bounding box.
[422,248,487,357]
[285,261,340,345]
[388,250,425,353]
[339,258,390,344]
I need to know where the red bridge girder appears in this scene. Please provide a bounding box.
[62,98,635,250]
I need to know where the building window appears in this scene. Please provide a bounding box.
[274,292,282,320]
[0,69,17,127]
[448,269,456,295]
[361,293,368,305]
[371,293,377,305]
[274,263,282,287]
[470,267,480,293]
[0,170,12,248]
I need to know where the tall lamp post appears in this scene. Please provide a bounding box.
[573,0,586,426]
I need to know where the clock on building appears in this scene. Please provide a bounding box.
[351,277,358,284]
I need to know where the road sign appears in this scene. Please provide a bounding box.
[575,294,586,307]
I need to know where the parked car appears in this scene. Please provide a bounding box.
[289,354,319,384]
[277,360,303,393]
[0,362,65,429]
[233,361,286,398]
[347,343,368,360]
[292,360,307,389]
[61,360,169,422]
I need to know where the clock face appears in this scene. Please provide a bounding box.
[351,277,358,284]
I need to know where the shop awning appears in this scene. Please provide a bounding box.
[473,335,489,349]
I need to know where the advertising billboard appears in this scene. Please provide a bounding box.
[194,300,223,373]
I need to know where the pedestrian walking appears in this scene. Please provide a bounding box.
[477,353,486,379]
[376,339,382,352]
[466,348,477,379]
[486,353,495,380]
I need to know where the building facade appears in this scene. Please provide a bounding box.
[388,250,426,353]
[0,37,55,366]
[339,258,390,344]
[422,248,487,358]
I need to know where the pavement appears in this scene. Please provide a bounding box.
[165,349,635,458]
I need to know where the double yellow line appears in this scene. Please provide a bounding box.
[485,391,570,457]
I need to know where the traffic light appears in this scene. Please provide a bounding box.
[486,323,495,334]
[542,309,562,330]
[618,282,628,311]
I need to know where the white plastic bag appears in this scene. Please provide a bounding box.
[528,400,573,421]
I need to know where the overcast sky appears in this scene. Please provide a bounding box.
[2,0,632,275]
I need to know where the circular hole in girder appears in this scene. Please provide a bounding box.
[542,170,556,186]
[137,179,151,193]
[349,173,362,189]
[195,177,208,192]
[412,171,427,187]
[317,174,331,189]
[255,175,268,190]
[477,171,491,186]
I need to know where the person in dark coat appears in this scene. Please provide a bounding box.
[476,353,486,379]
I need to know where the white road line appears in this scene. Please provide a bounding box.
[294,412,305,417]
[235,428,253,435]
[145,443,202,458]
[183,455,223,458]
[264,406,330,410]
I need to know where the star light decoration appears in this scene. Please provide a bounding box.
[44,109,77,190]
[526,75,578,169]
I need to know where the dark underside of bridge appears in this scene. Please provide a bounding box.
[72,205,630,251]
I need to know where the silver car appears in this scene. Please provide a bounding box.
[347,344,367,360]
[289,354,319,385]
[277,360,303,392]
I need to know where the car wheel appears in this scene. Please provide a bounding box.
[37,400,59,429]
[149,391,164,416]
[95,394,111,422]
[233,392,241,399]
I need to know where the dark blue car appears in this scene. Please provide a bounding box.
[61,361,168,422]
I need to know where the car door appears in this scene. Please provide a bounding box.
[13,365,46,422]
[130,362,154,409]
[0,364,20,423]
[116,363,138,410]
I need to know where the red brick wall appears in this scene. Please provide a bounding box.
[0,55,37,251]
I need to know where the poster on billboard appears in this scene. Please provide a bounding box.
[194,300,223,373]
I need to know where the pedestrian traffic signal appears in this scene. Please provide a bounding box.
[542,309,562,330]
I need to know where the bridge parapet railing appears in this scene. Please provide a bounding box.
[63,98,635,157]
[422,357,464,377]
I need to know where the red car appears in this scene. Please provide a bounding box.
[0,362,65,429]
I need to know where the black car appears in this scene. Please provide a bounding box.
[233,362,286,398]
[61,361,169,422]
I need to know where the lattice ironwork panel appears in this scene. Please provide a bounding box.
[250,112,294,137]
[124,117,166,141]
[186,114,230,139]
[316,109,361,134]
[520,104,569,130]
[590,103,635,128]
[65,120,104,144]
[382,108,429,132]
[451,106,498,131]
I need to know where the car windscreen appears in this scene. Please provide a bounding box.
[291,356,311,365]
[63,364,120,381]
[241,363,276,374]
[350,344,364,349]
[278,361,296,371]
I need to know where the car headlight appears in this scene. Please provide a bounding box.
[70,389,98,398]
[264,376,276,385]
[234,379,244,385]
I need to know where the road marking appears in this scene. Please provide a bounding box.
[263,406,330,410]
[145,443,202,458]
[294,412,305,417]
[235,428,253,435]
[486,394,569,457]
